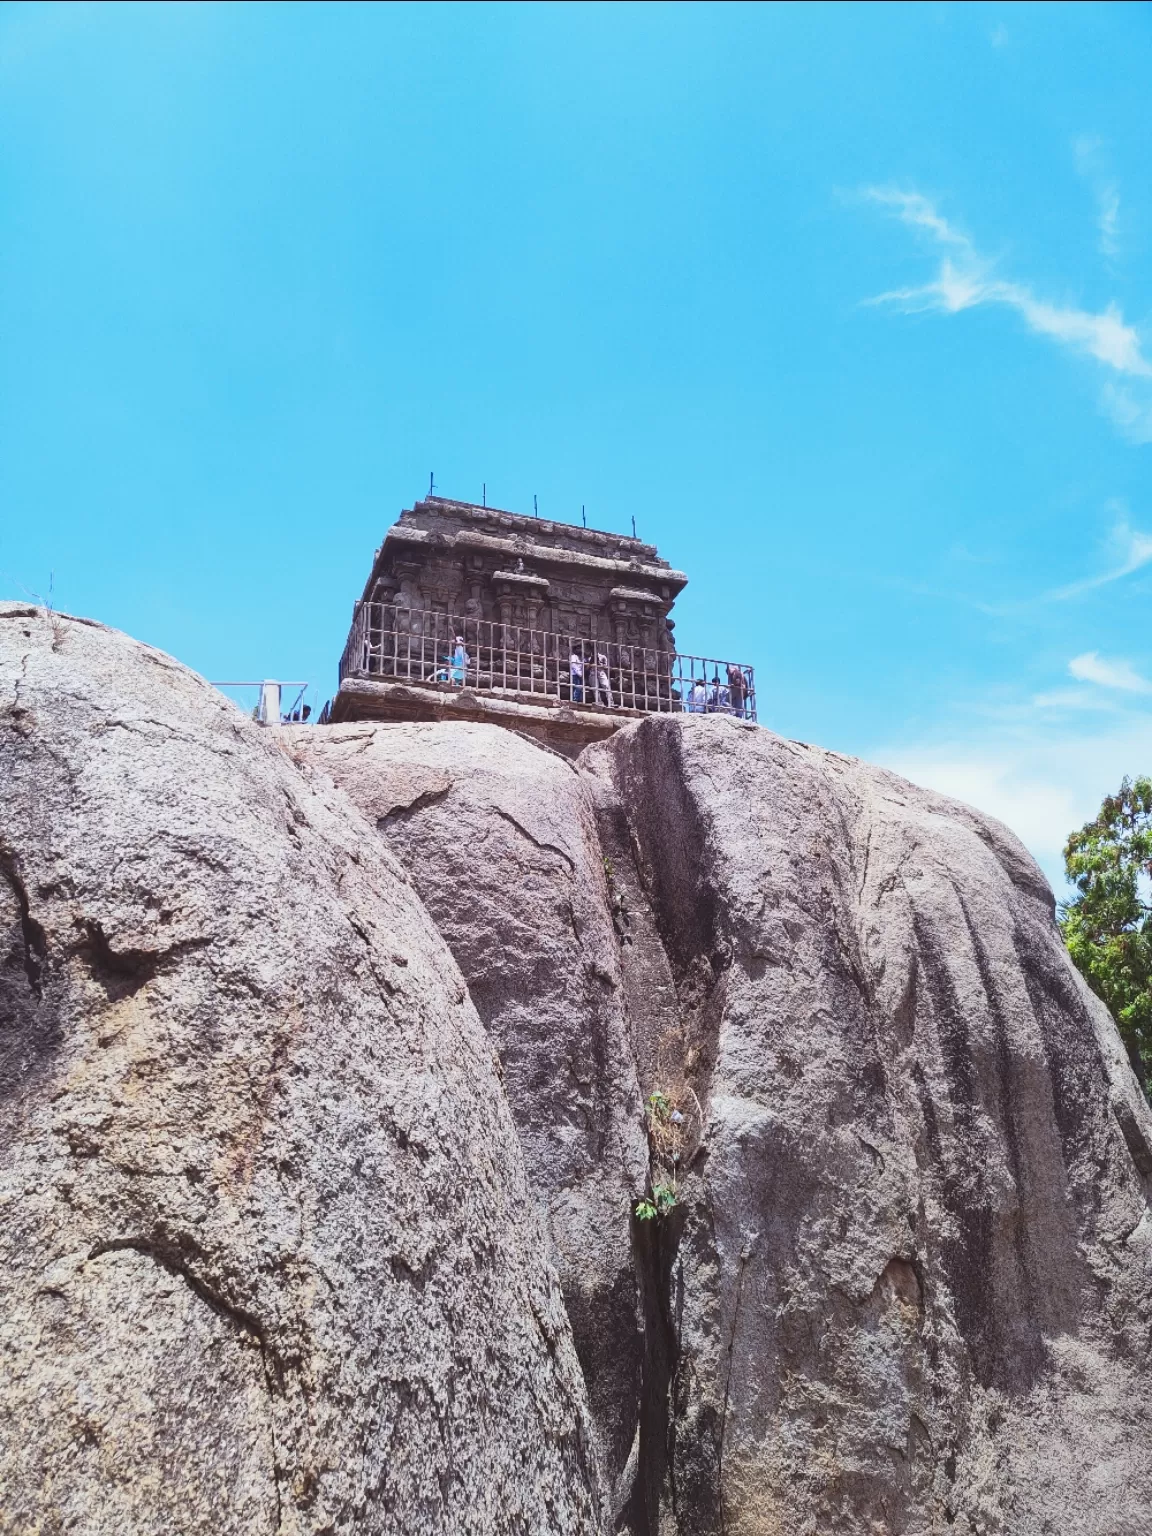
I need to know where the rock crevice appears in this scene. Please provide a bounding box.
[594,716,1152,1534]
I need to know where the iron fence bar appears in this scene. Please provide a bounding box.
[339,602,756,722]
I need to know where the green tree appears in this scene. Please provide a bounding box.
[1060,775,1152,1089]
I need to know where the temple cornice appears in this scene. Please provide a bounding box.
[373,523,686,597]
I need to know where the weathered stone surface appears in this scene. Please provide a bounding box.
[292,711,1152,1532]
[5,601,1150,1536]
[583,714,1152,1535]
[288,722,649,1524]
[0,604,603,1535]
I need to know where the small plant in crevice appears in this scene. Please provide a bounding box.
[645,1089,685,1160]
[634,1088,689,1221]
[635,1182,678,1222]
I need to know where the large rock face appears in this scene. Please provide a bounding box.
[582,715,1152,1535]
[0,604,603,1535]
[293,710,1152,1535]
[289,723,650,1524]
[4,602,1150,1536]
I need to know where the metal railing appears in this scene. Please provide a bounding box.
[211,680,313,724]
[339,602,756,721]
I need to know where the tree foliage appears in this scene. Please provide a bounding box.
[1060,774,1152,1086]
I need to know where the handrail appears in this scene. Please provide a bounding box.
[210,680,313,725]
[338,601,756,721]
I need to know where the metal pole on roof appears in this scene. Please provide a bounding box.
[429,471,435,496]
[632,516,637,538]
[534,495,538,518]
[582,505,586,527]
[483,482,486,507]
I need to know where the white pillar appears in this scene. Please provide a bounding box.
[258,681,281,725]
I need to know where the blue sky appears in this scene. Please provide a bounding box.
[2,2,1151,887]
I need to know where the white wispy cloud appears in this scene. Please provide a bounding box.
[1068,651,1152,692]
[1032,687,1121,712]
[1074,136,1121,259]
[872,634,1152,891]
[954,508,1152,623]
[861,187,972,250]
[1043,510,1152,600]
[1098,187,1120,257]
[1102,383,1152,445]
[873,709,1152,893]
[1003,290,1148,374]
[861,187,1152,410]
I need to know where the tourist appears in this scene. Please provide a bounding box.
[449,635,469,685]
[707,675,730,713]
[569,648,584,703]
[686,678,707,714]
[428,635,470,686]
[593,652,613,707]
[727,663,747,718]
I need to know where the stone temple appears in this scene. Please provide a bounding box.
[330,494,756,755]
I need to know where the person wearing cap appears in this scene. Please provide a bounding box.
[429,635,469,685]
[449,635,469,685]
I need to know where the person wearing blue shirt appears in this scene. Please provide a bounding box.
[449,636,469,685]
